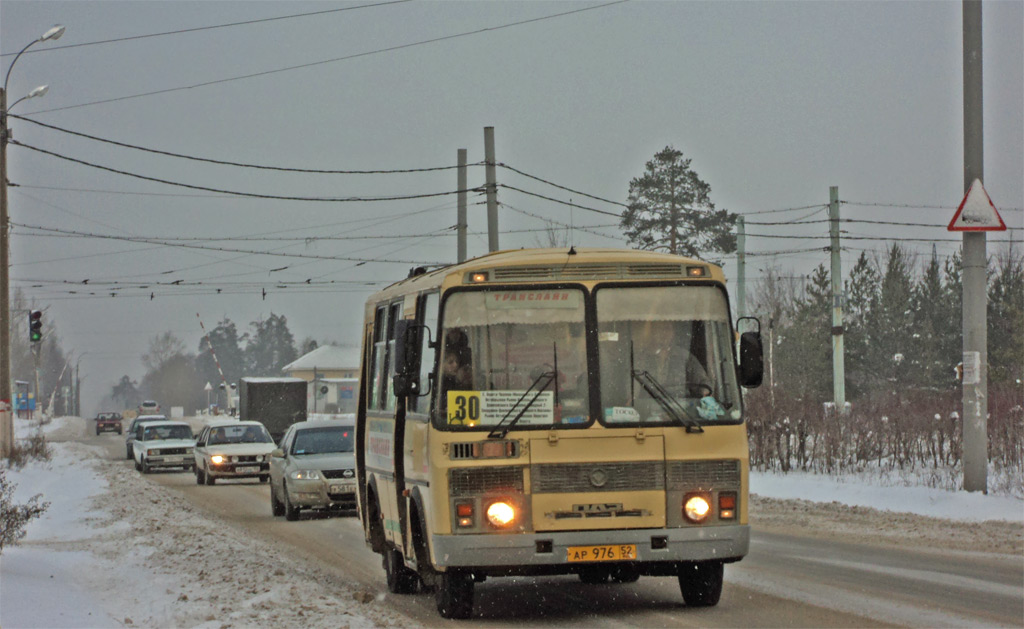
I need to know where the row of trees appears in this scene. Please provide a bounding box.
[109,313,306,414]
[745,246,1023,480]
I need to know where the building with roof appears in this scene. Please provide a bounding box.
[282,345,361,414]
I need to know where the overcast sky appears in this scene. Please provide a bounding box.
[2,0,1021,414]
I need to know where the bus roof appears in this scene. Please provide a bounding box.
[368,247,725,303]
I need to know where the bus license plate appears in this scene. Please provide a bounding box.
[567,544,637,563]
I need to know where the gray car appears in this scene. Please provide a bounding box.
[269,420,356,521]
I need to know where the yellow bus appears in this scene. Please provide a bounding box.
[356,247,763,619]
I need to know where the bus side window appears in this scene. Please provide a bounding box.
[410,292,438,414]
[384,302,403,411]
[369,306,387,410]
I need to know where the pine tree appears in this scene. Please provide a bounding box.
[196,318,244,386]
[843,252,880,400]
[866,245,916,392]
[911,247,954,390]
[777,264,832,400]
[244,313,298,376]
[988,248,1024,384]
[619,146,736,260]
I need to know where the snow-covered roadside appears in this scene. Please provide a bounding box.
[2,416,412,629]
[751,469,1023,523]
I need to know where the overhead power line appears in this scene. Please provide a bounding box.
[12,141,471,202]
[842,200,1023,213]
[12,222,449,266]
[499,184,622,218]
[498,163,628,208]
[0,1,413,57]
[26,0,630,115]
[9,114,472,174]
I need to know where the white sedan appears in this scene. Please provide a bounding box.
[132,421,196,474]
[194,421,276,485]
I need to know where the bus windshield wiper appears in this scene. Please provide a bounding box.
[489,343,560,439]
[630,370,704,434]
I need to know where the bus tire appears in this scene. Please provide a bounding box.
[384,549,419,594]
[610,565,640,583]
[578,569,609,584]
[435,569,474,619]
[678,561,723,607]
[366,492,386,554]
[410,506,438,591]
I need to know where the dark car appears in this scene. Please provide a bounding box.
[95,412,123,435]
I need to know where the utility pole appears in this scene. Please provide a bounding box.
[457,148,467,263]
[736,216,746,318]
[829,186,846,411]
[1,87,11,453]
[961,0,987,492]
[484,127,499,252]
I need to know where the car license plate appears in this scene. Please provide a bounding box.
[237,466,259,474]
[330,483,354,493]
[567,544,637,563]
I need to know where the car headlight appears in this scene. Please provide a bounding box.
[185,447,194,454]
[210,454,226,465]
[485,501,516,528]
[683,493,712,523]
[256,455,264,462]
[290,470,321,480]
[147,449,155,456]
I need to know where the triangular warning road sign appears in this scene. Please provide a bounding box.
[948,179,1006,231]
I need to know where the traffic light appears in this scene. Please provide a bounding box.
[29,310,43,343]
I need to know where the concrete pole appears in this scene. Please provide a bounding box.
[457,149,468,263]
[829,186,846,411]
[484,127,499,252]
[736,216,746,319]
[962,0,987,492]
[0,87,11,454]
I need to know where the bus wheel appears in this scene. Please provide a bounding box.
[384,549,419,594]
[366,494,386,553]
[435,569,474,619]
[678,561,723,607]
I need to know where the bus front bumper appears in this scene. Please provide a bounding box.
[431,525,748,570]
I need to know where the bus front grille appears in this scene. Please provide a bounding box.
[449,466,524,496]
[666,459,741,489]
[531,461,665,493]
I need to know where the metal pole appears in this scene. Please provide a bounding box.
[962,0,987,492]
[484,127,499,252]
[0,87,11,454]
[829,186,846,411]
[736,216,746,319]
[457,148,468,262]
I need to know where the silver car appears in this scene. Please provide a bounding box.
[269,420,356,521]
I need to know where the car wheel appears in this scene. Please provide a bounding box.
[384,549,419,594]
[126,446,132,460]
[195,466,204,485]
[141,458,150,474]
[435,569,474,619]
[270,484,285,516]
[283,489,300,521]
[678,561,723,607]
[259,474,269,484]
[135,459,142,472]
[96,427,101,436]
[117,429,123,435]
[204,465,216,486]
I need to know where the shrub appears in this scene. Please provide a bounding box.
[0,469,50,553]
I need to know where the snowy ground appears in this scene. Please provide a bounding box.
[2,415,1021,628]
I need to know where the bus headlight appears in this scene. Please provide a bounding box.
[486,501,516,527]
[683,493,711,523]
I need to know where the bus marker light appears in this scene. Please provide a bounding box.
[456,503,474,518]
[471,272,488,283]
[486,501,516,527]
[687,266,707,277]
[481,441,505,458]
[458,517,473,528]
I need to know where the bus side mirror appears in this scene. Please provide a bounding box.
[738,331,764,388]
[393,321,430,398]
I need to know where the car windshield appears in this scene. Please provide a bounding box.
[291,427,354,455]
[596,285,741,426]
[142,425,193,440]
[436,288,589,431]
[208,424,272,445]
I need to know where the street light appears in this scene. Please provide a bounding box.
[1,24,66,458]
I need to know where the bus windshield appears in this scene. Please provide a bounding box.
[437,288,589,431]
[596,285,741,426]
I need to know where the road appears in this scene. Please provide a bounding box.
[85,420,1023,627]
